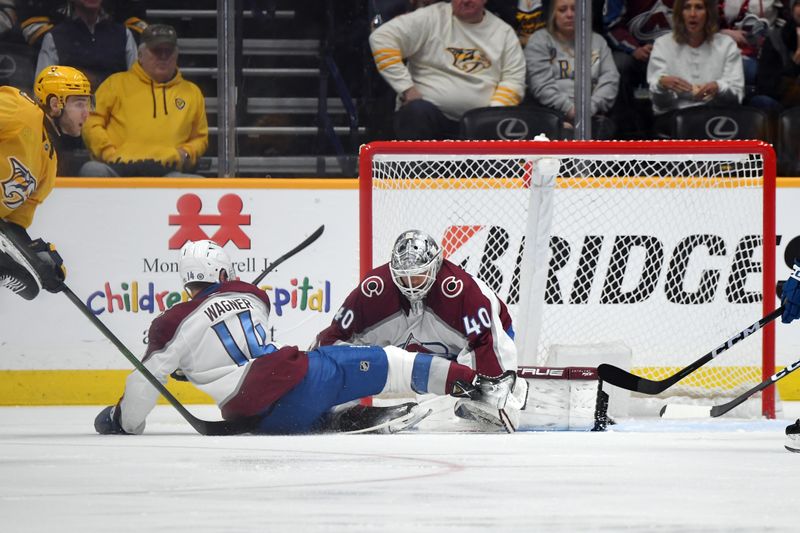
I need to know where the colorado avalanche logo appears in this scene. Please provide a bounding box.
[441,276,463,298]
[402,332,452,358]
[446,47,491,73]
[2,157,37,209]
[360,275,384,297]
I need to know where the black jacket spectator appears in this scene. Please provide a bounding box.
[753,0,800,109]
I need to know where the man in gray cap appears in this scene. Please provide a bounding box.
[80,23,209,177]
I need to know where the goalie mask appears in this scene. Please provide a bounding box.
[179,240,234,287]
[389,230,442,302]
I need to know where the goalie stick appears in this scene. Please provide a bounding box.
[660,356,800,419]
[598,306,784,395]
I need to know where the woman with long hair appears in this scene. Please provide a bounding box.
[647,0,744,128]
[523,0,619,138]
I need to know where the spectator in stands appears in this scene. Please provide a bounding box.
[751,0,800,111]
[369,0,526,140]
[0,0,15,41]
[81,24,208,177]
[35,0,136,91]
[524,0,620,138]
[603,0,674,138]
[515,0,547,46]
[647,0,744,132]
[18,0,146,49]
[718,0,781,90]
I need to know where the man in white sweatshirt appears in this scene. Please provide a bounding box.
[369,0,525,140]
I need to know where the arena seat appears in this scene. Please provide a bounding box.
[778,107,800,177]
[670,105,773,143]
[0,43,37,93]
[459,106,565,141]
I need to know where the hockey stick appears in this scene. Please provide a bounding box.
[660,357,800,419]
[598,306,784,395]
[251,224,325,285]
[61,284,260,436]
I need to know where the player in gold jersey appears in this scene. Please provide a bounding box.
[0,65,92,300]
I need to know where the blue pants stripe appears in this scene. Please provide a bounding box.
[411,354,433,394]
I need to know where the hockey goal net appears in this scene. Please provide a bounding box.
[359,140,777,417]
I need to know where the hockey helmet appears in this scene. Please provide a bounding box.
[33,65,92,110]
[179,240,234,287]
[389,230,442,301]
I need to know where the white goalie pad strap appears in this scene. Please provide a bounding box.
[382,345,418,396]
[517,367,601,431]
[0,230,43,292]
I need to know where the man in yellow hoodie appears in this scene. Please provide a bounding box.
[80,24,208,177]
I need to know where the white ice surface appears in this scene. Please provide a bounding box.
[1,404,799,533]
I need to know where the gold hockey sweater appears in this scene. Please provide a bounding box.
[0,86,57,229]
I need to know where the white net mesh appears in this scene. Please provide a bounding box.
[365,141,773,405]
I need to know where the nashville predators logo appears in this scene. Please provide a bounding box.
[2,157,37,209]
[175,97,186,110]
[446,47,491,73]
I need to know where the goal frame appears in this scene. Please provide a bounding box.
[359,139,777,418]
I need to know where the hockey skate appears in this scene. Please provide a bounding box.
[453,370,528,433]
[785,419,800,453]
[325,402,432,434]
[0,252,39,300]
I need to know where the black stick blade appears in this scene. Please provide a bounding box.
[597,363,642,392]
[199,416,260,436]
[598,363,675,395]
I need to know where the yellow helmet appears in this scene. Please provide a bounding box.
[33,65,92,110]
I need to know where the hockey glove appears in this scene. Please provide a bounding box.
[781,260,800,324]
[94,405,129,435]
[27,239,66,293]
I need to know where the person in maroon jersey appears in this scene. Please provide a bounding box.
[94,239,523,435]
[315,229,528,429]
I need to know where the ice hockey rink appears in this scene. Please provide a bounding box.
[1,403,798,533]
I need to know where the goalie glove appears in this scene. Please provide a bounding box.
[781,260,800,324]
[0,222,66,298]
[451,370,527,433]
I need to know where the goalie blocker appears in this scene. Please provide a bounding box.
[517,366,611,431]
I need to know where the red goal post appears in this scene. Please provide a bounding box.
[359,140,777,417]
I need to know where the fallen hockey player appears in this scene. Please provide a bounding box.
[88,240,524,435]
